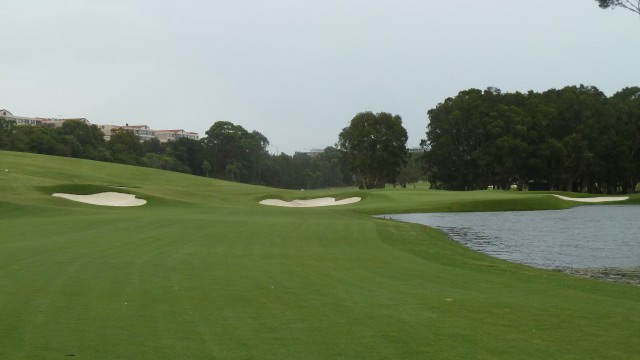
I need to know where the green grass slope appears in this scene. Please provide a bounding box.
[1,151,638,359]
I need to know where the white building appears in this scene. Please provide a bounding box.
[0,109,89,128]
[155,129,199,143]
[124,125,156,142]
[296,148,325,157]
[43,118,90,128]
[1,109,44,126]
[2,109,199,143]
[98,124,156,142]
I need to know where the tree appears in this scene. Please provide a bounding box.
[202,160,211,177]
[596,0,640,15]
[203,121,269,182]
[337,111,408,189]
[12,126,70,156]
[303,169,321,190]
[244,130,270,183]
[0,117,15,149]
[397,152,424,188]
[141,137,164,156]
[424,89,493,190]
[315,146,349,188]
[423,85,640,194]
[225,162,242,181]
[60,120,107,160]
[203,121,250,179]
[140,153,190,173]
[108,128,142,165]
[607,87,640,193]
[165,137,206,175]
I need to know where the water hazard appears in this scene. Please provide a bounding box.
[384,205,640,269]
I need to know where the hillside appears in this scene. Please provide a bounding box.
[1,151,638,359]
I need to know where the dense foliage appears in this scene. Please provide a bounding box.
[0,118,353,190]
[423,85,640,193]
[337,112,409,189]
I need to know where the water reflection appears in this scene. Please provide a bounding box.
[384,205,640,269]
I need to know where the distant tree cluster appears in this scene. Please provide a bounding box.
[0,120,111,161]
[200,120,353,188]
[423,85,640,194]
[0,118,354,190]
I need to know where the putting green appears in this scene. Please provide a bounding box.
[0,151,639,359]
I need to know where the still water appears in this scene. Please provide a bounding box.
[385,205,640,269]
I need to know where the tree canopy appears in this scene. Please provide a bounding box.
[337,111,408,189]
[423,85,640,194]
[108,128,142,165]
[202,121,270,182]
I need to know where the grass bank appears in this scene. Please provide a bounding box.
[1,151,638,359]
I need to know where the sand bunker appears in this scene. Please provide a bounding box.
[260,197,361,208]
[553,194,629,203]
[53,192,147,207]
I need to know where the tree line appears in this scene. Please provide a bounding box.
[0,118,357,190]
[6,85,636,194]
[423,85,640,193]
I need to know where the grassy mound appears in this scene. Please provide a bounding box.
[0,150,638,359]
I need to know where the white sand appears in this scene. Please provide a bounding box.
[553,194,629,203]
[259,197,361,208]
[52,192,147,207]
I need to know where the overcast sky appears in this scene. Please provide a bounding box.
[1,0,638,154]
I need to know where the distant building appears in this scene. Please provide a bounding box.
[0,109,88,128]
[124,125,156,142]
[15,117,44,126]
[98,124,156,142]
[1,109,44,126]
[296,148,325,157]
[2,109,199,143]
[97,125,199,142]
[42,118,90,128]
[98,125,121,141]
[155,129,199,143]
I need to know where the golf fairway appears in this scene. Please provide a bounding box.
[1,151,638,359]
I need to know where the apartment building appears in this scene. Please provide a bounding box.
[155,129,199,143]
[2,109,199,143]
[99,124,157,142]
[0,109,89,128]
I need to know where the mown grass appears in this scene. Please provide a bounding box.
[0,150,638,359]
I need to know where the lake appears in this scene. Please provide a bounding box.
[384,205,640,269]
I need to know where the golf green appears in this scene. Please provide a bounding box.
[1,151,638,359]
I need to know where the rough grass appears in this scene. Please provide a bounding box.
[0,151,639,359]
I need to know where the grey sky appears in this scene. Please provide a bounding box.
[1,0,638,154]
